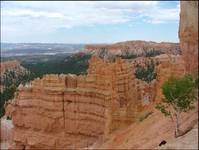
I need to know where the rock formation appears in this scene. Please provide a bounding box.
[6,73,111,149]
[5,53,185,149]
[179,1,198,75]
[84,40,181,56]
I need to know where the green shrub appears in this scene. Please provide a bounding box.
[135,59,157,83]
[155,74,197,137]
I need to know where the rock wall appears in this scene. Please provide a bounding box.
[179,1,198,75]
[5,54,186,149]
[6,73,112,149]
[88,56,137,131]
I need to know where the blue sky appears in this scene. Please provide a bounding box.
[1,1,180,44]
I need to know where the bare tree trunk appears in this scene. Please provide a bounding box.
[174,112,181,138]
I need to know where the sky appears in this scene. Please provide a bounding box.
[1,1,180,44]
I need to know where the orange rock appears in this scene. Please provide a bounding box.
[84,40,180,56]
[179,1,198,76]
[5,53,187,149]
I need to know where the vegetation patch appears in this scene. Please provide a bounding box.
[155,74,198,137]
[22,53,91,77]
[0,70,34,117]
[134,59,157,83]
[144,48,164,57]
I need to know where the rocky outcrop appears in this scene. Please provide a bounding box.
[88,56,137,132]
[84,40,181,57]
[6,73,112,149]
[179,1,198,75]
[5,54,186,149]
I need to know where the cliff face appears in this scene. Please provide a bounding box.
[179,1,198,75]
[84,40,181,56]
[0,60,29,92]
[5,54,185,149]
[6,73,111,149]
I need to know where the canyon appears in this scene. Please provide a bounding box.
[3,54,186,149]
[1,1,198,149]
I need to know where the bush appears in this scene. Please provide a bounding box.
[155,74,197,137]
[135,59,157,83]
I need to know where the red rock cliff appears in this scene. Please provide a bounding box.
[6,73,112,149]
[179,1,198,75]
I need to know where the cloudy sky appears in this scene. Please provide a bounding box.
[1,1,180,43]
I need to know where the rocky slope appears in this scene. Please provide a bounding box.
[91,102,198,149]
[0,60,26,75]
[84,40,181,57]
[157,123,198,149]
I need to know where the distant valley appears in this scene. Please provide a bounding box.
[1,43,84,57]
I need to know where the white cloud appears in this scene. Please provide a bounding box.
[4,9,64,18]
[142,3,180,24]
[1,1,180,42]
[2,1,179,28]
